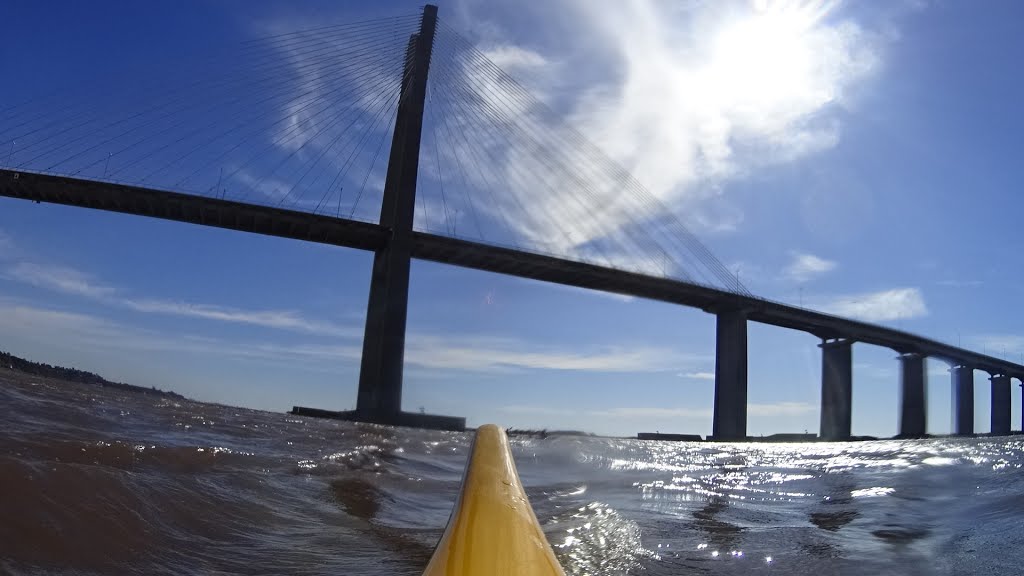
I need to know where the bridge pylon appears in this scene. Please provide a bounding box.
[348,4,463,430]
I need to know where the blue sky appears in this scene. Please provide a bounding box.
[1,0,1023,437]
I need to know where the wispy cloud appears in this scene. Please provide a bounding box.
[457,0,884,208]
[8,262,117,299]
[481,44,549,74]
[678,371,715,380]
[783,252,837,283]
[815,287,928,322]
[119,298,356,337]
[558,0,880,199]
[499,401,814,422]
[404,334,705,373]
[0,300,358,372]
[236,15,410,218]
[248,335,705,375]
[418,0,894,284]
[5,260,356,337]
[0,294,708,376]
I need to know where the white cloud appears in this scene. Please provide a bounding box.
[230,167,296,204]
[500,401,814,423]
[8,262,117,299]
[783,252,837,283]
[243,334,705,374]
[430,0,889,285]
[0,298,813,434]
[404,334,705,373]
[0,295,710,378]
[4,260,356,337]
[0,300,358,372]
[232,15,411,217]
[120,298,357,338]
[678,371,715,380]
[481,44,548,72]
[815,287,928,322]
[0,303,131,346]
[479,45,552,95]
[560,0,879,202]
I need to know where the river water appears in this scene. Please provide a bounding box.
[2,371,1022,575]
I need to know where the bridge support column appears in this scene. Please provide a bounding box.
[951,366,974,435]
[712,309,747,441]
[348,6,463,430]
[990,374,1011,435]
[898,353,927,438]
[820,338,853,441]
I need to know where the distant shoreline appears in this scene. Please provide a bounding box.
[0,349,185,400]
[4,349,1020,442]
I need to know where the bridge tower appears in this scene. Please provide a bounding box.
[351,5,461,429]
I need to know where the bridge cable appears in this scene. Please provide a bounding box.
[436,20,745,292]
[432,25,683,279]
[5,18,414,167]
[59,33,408,179]
[0,15,418,146]
[428,37,618,264]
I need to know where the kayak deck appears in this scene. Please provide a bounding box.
[423,424,566,576]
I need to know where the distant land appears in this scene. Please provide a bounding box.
[505,427,595,439]
[0,349,185,400]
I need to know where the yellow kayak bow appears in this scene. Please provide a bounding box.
[423,424,566,576]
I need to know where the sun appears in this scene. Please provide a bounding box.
[704,1,833,116]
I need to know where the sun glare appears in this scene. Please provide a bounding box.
[705,1,831,115]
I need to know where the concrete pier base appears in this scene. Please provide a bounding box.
[712,309,748,441]
[820,338,853,441]
[291,406,466,431]
[952,366,974,435]
[990,374,1011,436]
[898,353,927,438]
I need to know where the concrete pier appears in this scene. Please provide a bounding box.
[951,365,974,435]
[354,7,445,426]
[820,338,853,441]
[898,353,927,437]
[291,407,465,431]
[990,374,1011,435]
[712,309,748,441]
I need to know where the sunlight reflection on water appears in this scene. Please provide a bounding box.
[4,375,1024,575]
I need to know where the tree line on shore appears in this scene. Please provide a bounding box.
[0,349,184,399]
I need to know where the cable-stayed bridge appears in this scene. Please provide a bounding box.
[1,6,1019,439]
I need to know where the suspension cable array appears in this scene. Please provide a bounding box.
[418,21,749,294]
[0,11,748,295]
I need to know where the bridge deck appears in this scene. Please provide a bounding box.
[2,168,1020,376]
